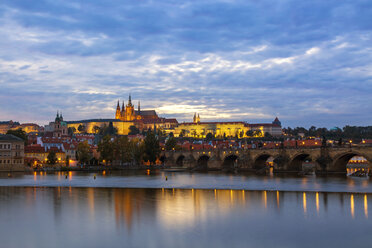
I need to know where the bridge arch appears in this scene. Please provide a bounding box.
[288,153,312,171]
[253,154,275,170]
[222,154,239,170]
[159,155,166,164]
[176,155,186,167]
[331,152,371,173]
[196,155,210,170]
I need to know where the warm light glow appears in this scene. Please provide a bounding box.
[351,194,355,219]
[316,192,320,215]
[276,191,280,208]
[303,192,307,215]
[364,194,368,219]
[263,191,267,209]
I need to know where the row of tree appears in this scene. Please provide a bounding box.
[97,130,160,166]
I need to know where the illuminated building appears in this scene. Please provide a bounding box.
[0,121,20,134]
[0,134,25,171]
[44,112,68,138]
[173,114,282,138]
[66,95,178,135]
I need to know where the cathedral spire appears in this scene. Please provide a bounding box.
[128,94,132,106]
[122,101,125,112]
[115,100,121,119]
[138,101,140,112]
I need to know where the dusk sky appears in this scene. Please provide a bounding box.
[1,0,372,128]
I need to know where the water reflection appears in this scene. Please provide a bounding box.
[1,188,372,248]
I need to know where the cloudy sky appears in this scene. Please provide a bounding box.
[0,0,371,128]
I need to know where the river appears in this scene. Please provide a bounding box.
[0,171,371,247]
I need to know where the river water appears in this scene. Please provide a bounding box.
[1,171,372,248]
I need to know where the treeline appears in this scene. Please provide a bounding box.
[97,130,160,166]
[283,126,372,140]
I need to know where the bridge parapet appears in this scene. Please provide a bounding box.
[161,146,372,173]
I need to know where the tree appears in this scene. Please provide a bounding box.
[77,141,92,165]
[252,130,262,137]
[129,125,140,135]
[191,130,197,138]
[264,132,273,139]
[107,122,117,135]
[6,129,27,142]
[65,155,70,166]
[98,135,113,165]
[245,130,253,137]
[112,136,134,164]
[205,132,214,141]
[47,150,57,165]
[143,130,160,165]
[239,131,244,139]
[165,137,177,150]
[68,127,76,136]
[93,125,101,134]
[179,129,186,137]
[131,142,145,165]
[78,125,85,133]
[168,132,174,138]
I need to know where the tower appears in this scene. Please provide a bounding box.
[138,101,141,112]
[124,94,135,121]
[197,114,200,123]
[115,100,121,119]
[121,101,125,120]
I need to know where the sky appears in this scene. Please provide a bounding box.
[0,0,372,128]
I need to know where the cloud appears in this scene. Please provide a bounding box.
[0,0,372,127]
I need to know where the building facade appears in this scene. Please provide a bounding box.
[172,114,282,138]
[0,134,25,171]
[67,95,178,135]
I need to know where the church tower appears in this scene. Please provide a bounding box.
[115,100,121,119]
[121,101,125,120]
[124,94,135,121]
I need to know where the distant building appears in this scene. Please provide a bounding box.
[44,112,68,137]
[0,121,20,134]
[66,95,178,135]
[173,114,282,138]
[25,145,65,166]
[0,134,25,171]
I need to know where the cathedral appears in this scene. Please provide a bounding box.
[115,95,158,121]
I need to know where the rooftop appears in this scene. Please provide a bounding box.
[0,134,24,141]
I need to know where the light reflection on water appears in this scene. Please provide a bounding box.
[1,171,372,193]
[0,187,372,248]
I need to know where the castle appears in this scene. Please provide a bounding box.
[66,95,178,135]
[115,95,158,121]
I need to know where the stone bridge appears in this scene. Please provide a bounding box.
[160,146,372,174]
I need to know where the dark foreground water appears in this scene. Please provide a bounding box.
[1,171,372,248]
[0,187,371,248]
